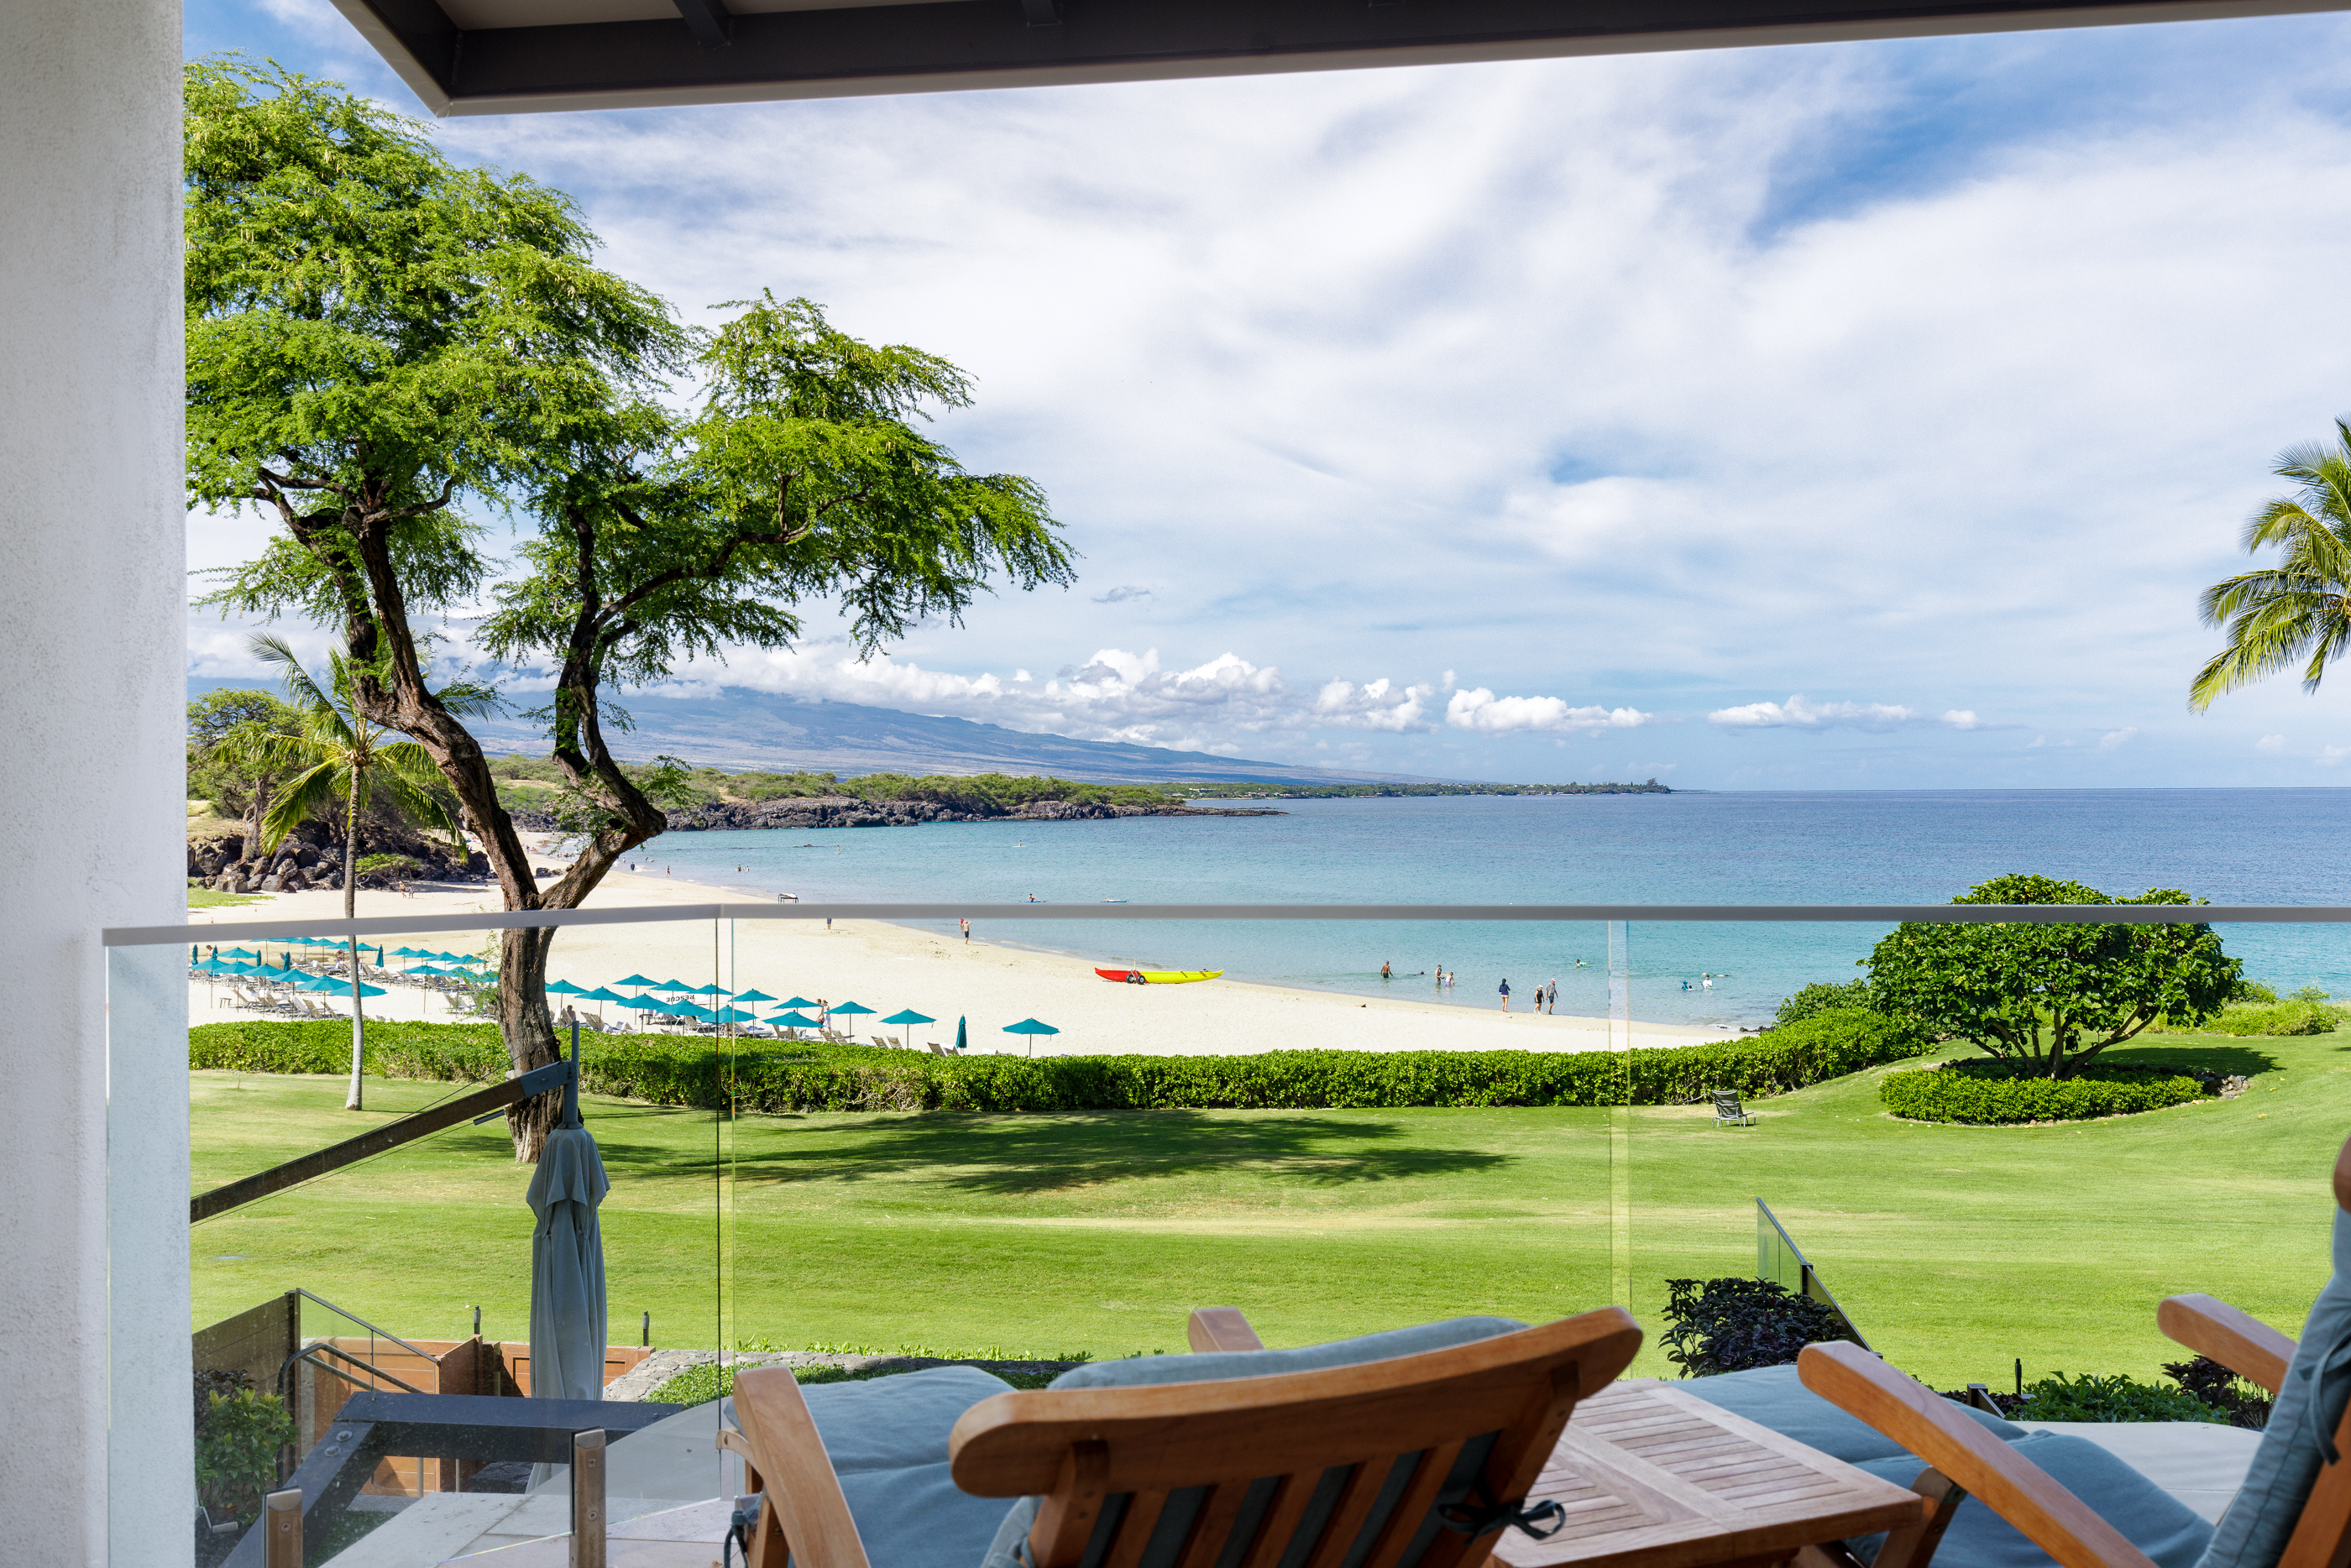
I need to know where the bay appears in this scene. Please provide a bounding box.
[631,789,2351,1027]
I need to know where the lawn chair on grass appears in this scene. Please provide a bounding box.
[1711,1089,1756,1126]
[721,1304,1642,1568]
[1780,1129,2351,1568]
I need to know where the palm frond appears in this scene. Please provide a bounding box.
[249,633,335,717]
[259,761,346,847]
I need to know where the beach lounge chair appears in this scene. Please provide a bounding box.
[1783,1129,2351,1568]
[1710,1089,1756,1126]
[722,1304,1643,1568]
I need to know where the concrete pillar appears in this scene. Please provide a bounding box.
[0,1,188,1563]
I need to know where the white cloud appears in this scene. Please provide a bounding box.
[1707,694,1982,731]
[2258,734,2287,754]
[2321,745,2351,768]
[1444,689,1654,734]
[2098,727,2139,750]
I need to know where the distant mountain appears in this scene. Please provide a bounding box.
[186,678,1443,787]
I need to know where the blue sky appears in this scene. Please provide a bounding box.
[185,0,2351,787]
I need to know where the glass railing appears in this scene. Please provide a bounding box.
[110,899,2351,1565]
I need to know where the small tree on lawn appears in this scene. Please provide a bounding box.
[1865,873,2238,1079]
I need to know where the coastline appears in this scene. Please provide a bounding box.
[184,840,1734,1058]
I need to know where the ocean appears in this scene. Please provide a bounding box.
[629,789,2351,1027]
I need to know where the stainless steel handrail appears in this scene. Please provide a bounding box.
[107,902,2351,946]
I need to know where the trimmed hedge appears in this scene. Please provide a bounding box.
[1881,1059,2209,1125]
[2200,1000,2341,1037]
[190,1006,1935,1114]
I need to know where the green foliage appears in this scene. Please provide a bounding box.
[1773,982,1876,1028]
[187,688,303,824]
[2192,418,2351,710]
[647,1355,1063,1405]
[196,1386,297,1521]
[190,1008,1935,1112]
[2202,1000,2341,1036]
[2012,1371,2228,1424]
[1661,1278,1849,1377]
[1881,1059,2210,1124]
[1866,874,2238,1078]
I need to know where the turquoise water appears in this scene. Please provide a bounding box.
[633,790,2351,1027]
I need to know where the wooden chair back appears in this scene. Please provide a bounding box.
[950,1306,1642,1568]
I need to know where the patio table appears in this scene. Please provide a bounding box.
[1499,1377,1927,1568]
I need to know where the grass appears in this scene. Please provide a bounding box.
[187,1027,2350,1390]
[189,876,265,909]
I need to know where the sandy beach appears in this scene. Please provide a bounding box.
[184,842,1733,1057]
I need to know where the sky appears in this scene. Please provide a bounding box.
[184,0,2351,787]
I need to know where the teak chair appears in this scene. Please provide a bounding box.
[1793,1132,2351,1568]
[725,1304,1643,1568]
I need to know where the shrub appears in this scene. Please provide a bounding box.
[2164,1355,2273,1429]
[2011,1371,2228,1424]
[191,1008,1937,1113]
[2200,1000,2338,1037]
[1772,982,1874,1027]
[195,1374,297,1525]
[1660,1278,1851,1377]
[1881,1059,2209,1125]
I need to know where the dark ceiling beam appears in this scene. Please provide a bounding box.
[328,0,2341,115]
[673,0,736,46]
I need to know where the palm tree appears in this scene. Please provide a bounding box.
[2191,421,2351,711]
[250,635,490,1109]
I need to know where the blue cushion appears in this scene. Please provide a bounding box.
[741,1366,1015,1568]
[1848,1432,2212,1568]
[981,1317,1531,1568]
[2197,1207,2351,1568]
[1677,1363,2026,1466]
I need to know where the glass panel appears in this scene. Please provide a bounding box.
[143,909,737,1567]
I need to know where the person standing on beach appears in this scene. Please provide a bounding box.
[1499,978,1511,1011]
[1545,979,1558,1014]
[961,917,971,943]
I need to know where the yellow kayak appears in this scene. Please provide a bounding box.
[1095,968,1224,985]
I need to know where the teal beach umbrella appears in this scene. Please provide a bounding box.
[732,989,777,1004]
[766,1011,819,1035]
[1002,1017,1060,1057]
[882,1009,934,1048]
[546,980,586,995]
[779,996,816,1011]
[685,981,731,996]
[615,974,657,991]
[576,987,628,1006]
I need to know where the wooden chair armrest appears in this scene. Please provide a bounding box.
[2158,1294,2296,1396]
[731,1366,872,1568]
[1799,1342,2161,1568]
[1186,1307,1266,1352]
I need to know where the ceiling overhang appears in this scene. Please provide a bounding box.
[329,0,2341,114]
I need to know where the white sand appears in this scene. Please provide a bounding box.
[185,843,1731,1058]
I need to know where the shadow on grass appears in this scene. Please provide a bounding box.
[2107,1042,2281,1076]
[699,1111,1516,1195]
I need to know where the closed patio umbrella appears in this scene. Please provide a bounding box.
[956,1017,967,1053]
[528,1027,609,1419]
[1003,1017,1060,1057]
[882,1009,934,1048]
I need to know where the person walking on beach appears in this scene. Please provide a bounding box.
[1499,978,1511,1011]
[961,917,971,943]
[1545,979,1558,1014]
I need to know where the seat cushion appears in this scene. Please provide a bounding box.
[982,1317,1531,1568]
[1847,1432,2213,1568]
[1676,1363,2026,1466]
[736,1366,1017,1568]
[2197,1205,2351,1568]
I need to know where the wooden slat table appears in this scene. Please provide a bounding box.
[1496,1378,1928,1568]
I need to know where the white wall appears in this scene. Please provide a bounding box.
[0,1,189,1562]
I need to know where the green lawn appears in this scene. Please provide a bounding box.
[189,1028,2348,1388]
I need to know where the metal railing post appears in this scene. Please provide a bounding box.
[264,1487,303,1568]
[572,1428,607,1568]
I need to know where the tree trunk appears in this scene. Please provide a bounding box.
[500,926,562,1159]
[344,774,364,1110]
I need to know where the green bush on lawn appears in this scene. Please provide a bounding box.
[2011,1371,2228,1424]
[188,1007,1934,1112]
[1881,1059,2208,1125]
[2199,1000,2340,1037]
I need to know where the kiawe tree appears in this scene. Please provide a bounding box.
[1865,874,2238,1079]
[185,59,1075,1158]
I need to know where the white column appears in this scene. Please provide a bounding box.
[0,2,188,1563]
